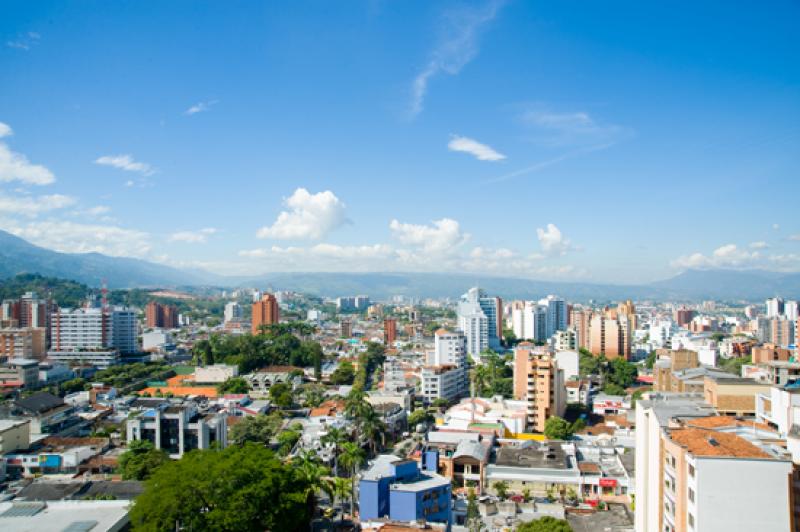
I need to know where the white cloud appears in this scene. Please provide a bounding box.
[85,205,111,216]
[522,108,629,147]
[390,218,469,253]
[0,193,75,217]
[6,32,40,51]
[671,243,761,270]
[0,124,56,185]
[448,135,505,161]
[749,241,769,249]
[536,223,572,256]
[789,234,800,241]
[773,224,781,230]
[185,100,218,115]
[257,188,347,240]
[410,0,504,117]
[94,154,155,176]
[2,220,151,257]
[169,228,217,244]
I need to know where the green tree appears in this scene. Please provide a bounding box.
[517,516,573,531]
[466,487,481,531]
[129,444,311,532]
[330,361,355,385]
[603,383,626,396]
[118,440,169,481]
[338,442,366,517]
[269,382,294,408]
[277,428,301,455]
[60,377,88,395]
[608,358,637,388]
[645,350,657,369]
[544,416,574,440]
[408,409,434,428]
[229,413,283,446]
[216,377,249,395]
[493,480,509,500]
[320,426,349,476]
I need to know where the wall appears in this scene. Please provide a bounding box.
[694,457,792,532]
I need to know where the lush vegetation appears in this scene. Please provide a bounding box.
[544,416,584,440]
[192,323,322,375]
[517,516,573,531]
[119,440,169,480]
[0,273,89,308]
[472,350,513,398]
[330,360,355,385]
[719,355,749,376]
[579,349,638,395]
[129,444,312,531]
[228,412,285,446]
[94,362,174,391]
[216,377,249,395]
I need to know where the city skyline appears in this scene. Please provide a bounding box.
[1,1,799,284]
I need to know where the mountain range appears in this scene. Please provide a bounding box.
[0,229,797,301]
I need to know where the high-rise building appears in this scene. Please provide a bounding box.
[539,295,568,338]
[224,302,242,324]
[784,300,799,321]
[145,301,179,329]
[767,317,796,348]
[422,329,468,402]
[636,396,793,532]
[674,307,697,328]
[51,307,137,354]
[383,318,397,345]
[336,295,371,312]
[457,287,501,355]
[0,328,46,360]
[340,319,353,338]
[570,309,591,349]
[251,293,279,334]
[766,297,785,318]
[2,292,55,346]
[512,345,566,432]
[588,315,630,360]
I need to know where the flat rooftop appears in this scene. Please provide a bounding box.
[495,444,569,470]
[668,428,772,459]
[0,500,130,531]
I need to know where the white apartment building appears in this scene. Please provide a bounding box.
[422,329,468,402]
[552,328,578,352]
[51,307,137,354]
[636,394,793,532]
[224,301,242,323]
[766,297,784,318]
[457,287,500,355]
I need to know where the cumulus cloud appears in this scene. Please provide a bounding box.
[671,244,761,270]
[169,228,217,244]
[0,123,56,185]
[185,100,218,115]
[94,154,155,176]
[448,135,505,161]
[0,193,75,217]
[410,0,504,117]
[750,241,769,249]
[389,218,469,253]
[789,234,800,241]
[2,220,151,257]
[257,188,347,240]
[536,223,573,256]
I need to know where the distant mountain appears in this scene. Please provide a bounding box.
[0,230,222,289]
[649,269,800,301]
[0,229,798,301]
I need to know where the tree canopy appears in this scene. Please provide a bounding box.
[216,377,249,395]
[129,444,311,532]
[228,413,284,446]
[119,440,169,481]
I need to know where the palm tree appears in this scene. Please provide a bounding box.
[358,407,386,457]
[332,477,351,517]
[294,450,330,511]
[321,426,349,476]
[338,442,366,518]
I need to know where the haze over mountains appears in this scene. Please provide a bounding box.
[0,229,797,301]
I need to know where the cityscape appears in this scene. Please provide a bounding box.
[1,1,799,532]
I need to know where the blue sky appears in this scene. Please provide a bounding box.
[0,0,798,284]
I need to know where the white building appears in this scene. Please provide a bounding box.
[766,297,784,318]
[539,295,567,339]
[195,364,239,383]
[422,329,468,402]
[552,329,578,352]
[224,302,242,323]
[784,300,799,321]
[51,307,137,354]
[142,330,173,351]
[554,350,579,381]
[457,287,500,355]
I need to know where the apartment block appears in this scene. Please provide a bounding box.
[145,301,179,329]
[0,327,46,360]
[513,345,566,432]
[251,293,280,334]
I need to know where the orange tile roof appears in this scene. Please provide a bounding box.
[578,462,601,474]
[668,428,771,459]
[684,416,775,433]
[309,399,346,418]
[140,386,219,398]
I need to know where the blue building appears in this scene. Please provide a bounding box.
[359,455,451,527]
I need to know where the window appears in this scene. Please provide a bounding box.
[688,488,695,503]
[688,464,695,477]
[688,513,695,528]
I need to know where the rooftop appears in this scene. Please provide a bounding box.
[0,500,130,531]
[668,428,772,459]
[495,444,570,470]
